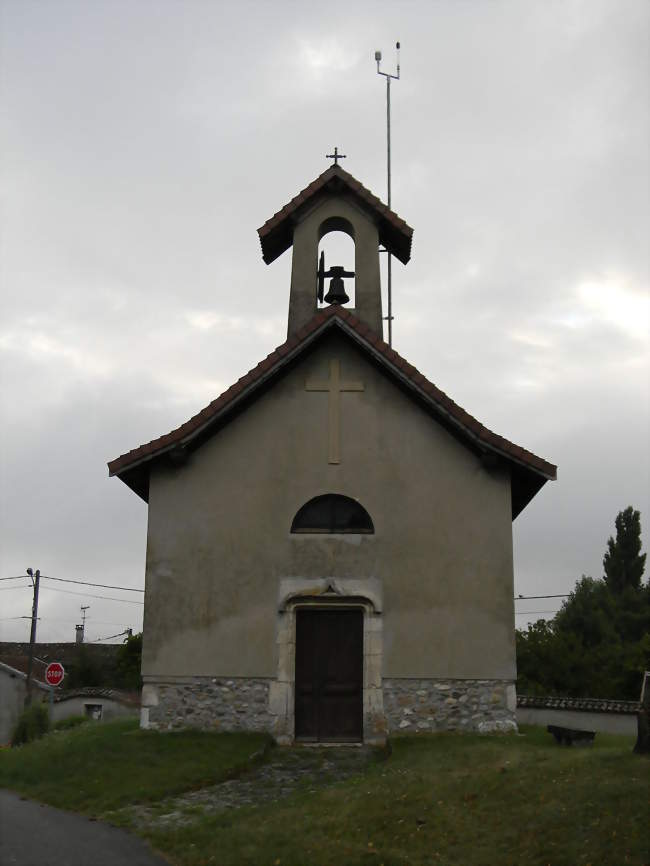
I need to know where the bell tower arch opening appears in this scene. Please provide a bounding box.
[317,217,356,309]
[256,164,413,339]
[287,196,382,337]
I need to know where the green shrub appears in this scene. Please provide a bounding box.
[11,702,50,747]
[65,646,104,688]
[115,632,143,689]
[53,715,88,732]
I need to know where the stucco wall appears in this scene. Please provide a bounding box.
[0,666,48,744]
[0,670,27,744]
[142,330,514,683]
[517,707,637,737]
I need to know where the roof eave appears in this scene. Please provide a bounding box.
[109,316,342,486]
[334,319,557,483]
[257,166,413,266]
[109,314,556,515]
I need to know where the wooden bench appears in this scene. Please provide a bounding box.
[547,725,596,746]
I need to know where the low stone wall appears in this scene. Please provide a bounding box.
[516,695,639,737]
[516,706,636,736]
[142,677,273,732]
[383,678,517,734]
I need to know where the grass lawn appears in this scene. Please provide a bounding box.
[0,718,270,814]
[1,721,647,866]
[144,727,648,866]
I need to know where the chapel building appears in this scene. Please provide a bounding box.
[108,164,556,743]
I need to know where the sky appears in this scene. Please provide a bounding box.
[1,0,648,644]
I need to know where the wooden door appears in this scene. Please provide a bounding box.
[295,609,363,741]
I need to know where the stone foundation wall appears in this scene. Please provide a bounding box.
[142,678,273,732]
[383,678,517,734]
[142,676,517,736]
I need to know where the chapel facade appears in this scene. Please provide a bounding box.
[108,164,556,743]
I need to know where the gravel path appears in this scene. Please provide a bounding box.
[125,744,381,830]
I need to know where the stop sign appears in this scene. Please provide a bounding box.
[45,662,65,687]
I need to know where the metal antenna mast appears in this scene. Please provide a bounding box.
[375,41,400,347]
[80,604,89,642]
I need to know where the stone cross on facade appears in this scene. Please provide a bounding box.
[305,359,363,464]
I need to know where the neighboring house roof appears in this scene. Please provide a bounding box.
[108,306,556,518]
[0,654,47,682]
[257,164,413,265]
[517,694,640,715]
[0,641,120,667]
[0,659,49,691]
[53,687,140,706]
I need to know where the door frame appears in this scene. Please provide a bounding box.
[272,578,385,745]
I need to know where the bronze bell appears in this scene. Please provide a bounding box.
[323,266,354,305]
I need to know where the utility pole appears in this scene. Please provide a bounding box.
[25,567,40,707]
[375,42,401,348]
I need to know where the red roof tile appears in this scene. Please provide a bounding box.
[108,307,557,514]
[257,165,413,265]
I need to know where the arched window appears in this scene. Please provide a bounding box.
[291,494,374,534]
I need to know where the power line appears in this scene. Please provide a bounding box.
[0,580,572,599]
[89,629,132,643]
[32,616,132,627]
[39,586,143,605]
[9,578,571,600]
[0,575,144,592]
[0,584,141,601]
[39,575,144,593]
[515,609,559,615]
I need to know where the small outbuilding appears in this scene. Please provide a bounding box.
[51,687,139,724]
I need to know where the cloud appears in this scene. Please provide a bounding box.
[0,328,113,379]
[297,37,362,76]
[0,0,647,641]
[576,279,649,342]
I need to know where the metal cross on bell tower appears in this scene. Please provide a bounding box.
[326,147,346,166]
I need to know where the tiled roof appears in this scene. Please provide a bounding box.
[0,657,49,692]
[108,306,556,517]
[517,694,640,715]
[257,164,413,265]
[0,654,47,682]
[54,687,140,706]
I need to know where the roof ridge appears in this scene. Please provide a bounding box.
[257,165,413,265]
[257,164,412,235]
[108,307,557,495]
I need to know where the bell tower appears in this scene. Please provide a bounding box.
[257,162,413,339]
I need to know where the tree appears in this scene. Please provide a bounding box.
[115,632,143,690]
[516,507,649,701]
[603,506,646,593]
[66,645,104,688]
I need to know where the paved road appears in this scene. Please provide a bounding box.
[0,790,169,866]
